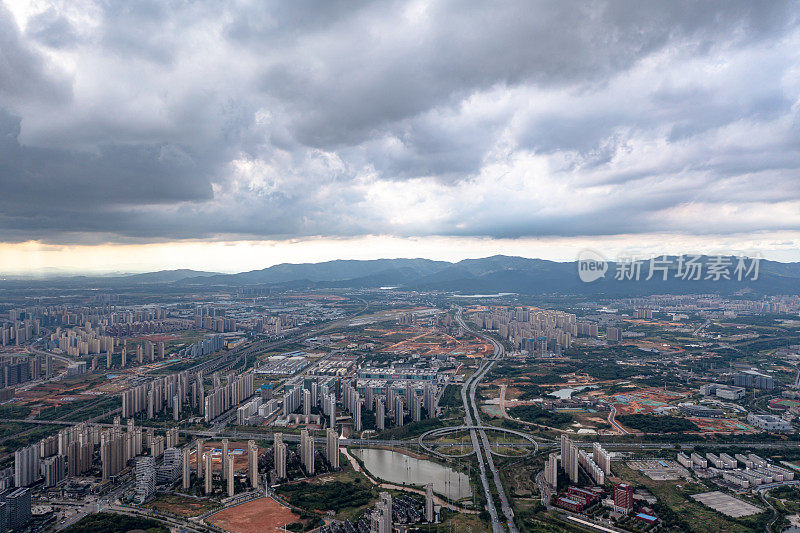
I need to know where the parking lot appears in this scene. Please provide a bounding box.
[627,459,691,481]
[691,491,763,518]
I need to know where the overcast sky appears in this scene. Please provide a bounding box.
[1,1,799,272]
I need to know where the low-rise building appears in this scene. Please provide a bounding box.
[747,413,793,432]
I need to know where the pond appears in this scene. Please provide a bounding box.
[352,448,472,501]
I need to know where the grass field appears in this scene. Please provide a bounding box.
[280,468,378,521]
[144,493,219,517]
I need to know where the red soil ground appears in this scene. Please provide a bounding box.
[208,497,299,533]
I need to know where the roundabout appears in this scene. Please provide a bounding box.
[418,425,539,458]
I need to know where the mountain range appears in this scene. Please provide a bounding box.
[5,255,800,296]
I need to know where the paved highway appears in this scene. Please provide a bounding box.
[456,307,518,533]
[451,306,500,532]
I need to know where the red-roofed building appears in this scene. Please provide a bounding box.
[614,483,634,513]
[555,496,584,513]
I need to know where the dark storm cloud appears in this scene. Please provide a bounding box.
[0,108,214,213]
[0,0,799,244]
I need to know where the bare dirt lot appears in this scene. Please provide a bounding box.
[208,497,299,533]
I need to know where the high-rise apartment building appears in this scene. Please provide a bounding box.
[248,440,258,488]
[182,446,191,489]
[43,456,65,487]
[226,456,234,497]
[593,442,612,474]
[14,444,40,487]
[204,451,213,494]
[328,394,336,429]
[544,452,558,489]
[300,429,315,475]
[134,456,156,504]
[222,439,229,480]
[376,398,385,430]
[560,435,579,483]
[425,483,434,522]
[303,388,311,416]
[377,492,392,533]
[158,447,182,486]
[196,439,204,478]
[274,433,287,479]
[326,428,339,469]
[0,488,31,530]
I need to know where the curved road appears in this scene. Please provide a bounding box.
[607,405,629,435]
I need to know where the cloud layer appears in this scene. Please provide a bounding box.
[1,0,799,244]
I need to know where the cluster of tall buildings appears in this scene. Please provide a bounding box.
[281,373,440,432]
[9,303,190,340]
[283,378,338,428]
[0,316,39,346]
[5,304,170,330]
[0,354,49,389]
[186,438,260,497]
[268,428,339,483]
[49,326,117,358]
[554,436,612,488]
[578,445,607,485]
[13,418,178,495]
[44,327,176,367]
[134,446,183,504]
[330,374,439,431]
[300,429,315,475]
[343,382,363,431]
[251,315,292,335]
[472,307,577,353]
[122,370,200,419]
[237,396,266,424]
[204,372,255,422]
[605,326,621,342]
[181,333,225,358]
[194,307,237,332]
[43,456,65,487]
[105,317,191,337]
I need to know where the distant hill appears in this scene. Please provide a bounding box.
[177,254,800,296]
[4,255,800,296]
[119,269,220,283]
[180,258,450,285]
[0,269,220,289]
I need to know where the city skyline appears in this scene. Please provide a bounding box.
[2,3,800,531]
